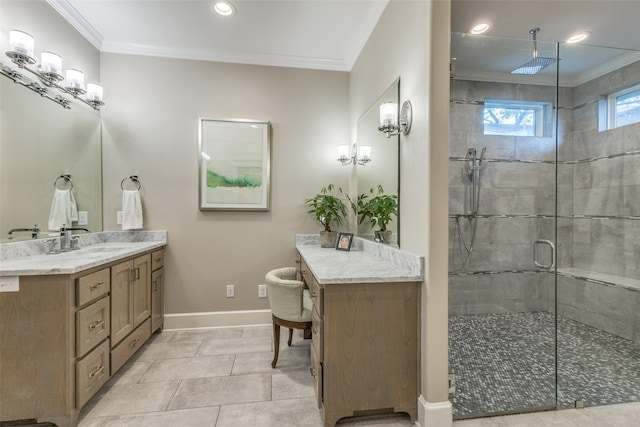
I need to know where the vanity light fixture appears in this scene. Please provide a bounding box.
[378,100,412,138]
[2,29,105,110]
[566,31,591,44]
[337,143,372,166]
[213,1,236,16]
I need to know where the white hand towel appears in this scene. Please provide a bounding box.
[122,190,143,230]
[69,190,79,222]
[48,188,77,230]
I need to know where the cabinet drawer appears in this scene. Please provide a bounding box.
[77,268,110,307]
[76,339,110,409]
[311,343,323,409]
[310,276,323,315]
[312,307,323,362]
[110,318,151,375]
[77,296,110,357]
[151,249,164,271]
[300,259,313,288]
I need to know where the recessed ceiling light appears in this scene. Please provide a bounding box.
[212,1,236,16]
[566,31,591,44]
[469,23,490,35]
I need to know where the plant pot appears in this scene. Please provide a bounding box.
[320,231,337,248]
[374,230,393,244]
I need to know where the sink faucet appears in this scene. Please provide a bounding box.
[65,227,92,233]
[8,224,40,239]
[59,224,71,252]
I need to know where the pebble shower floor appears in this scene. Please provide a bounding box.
[448,312,640,418]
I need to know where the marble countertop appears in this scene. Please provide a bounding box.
[0,232,167,276]
[296,235,423,284]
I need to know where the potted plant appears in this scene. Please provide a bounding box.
[356,185,398,243]
[304,184,349,248]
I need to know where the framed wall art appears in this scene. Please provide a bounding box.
[199,119,271,211]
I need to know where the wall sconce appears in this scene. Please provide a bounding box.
[378,100,412,138]
[2,30,105,110]
[337,143,372,166]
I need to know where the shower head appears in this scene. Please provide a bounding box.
[511,28,556,75]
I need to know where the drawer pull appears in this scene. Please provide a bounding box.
[312,325,319,335]
[154,258,162,263]
[88,365,104,378]
[129,338,140,349]
[90,281,104,290]
[311,291,318,297]
[88,319,104,330]
[310,367,316,378]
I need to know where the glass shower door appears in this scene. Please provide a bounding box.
[448,32,559,418]
[555,42,640,410]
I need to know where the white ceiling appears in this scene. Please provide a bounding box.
[451,0,640,50]
[48,0,640,80]
[48,0,389,71]
[451,0,640,86]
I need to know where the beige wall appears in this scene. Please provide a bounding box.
[100,54,350,315]
[349,0,451,422]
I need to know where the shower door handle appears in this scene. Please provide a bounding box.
[533,239,555,270]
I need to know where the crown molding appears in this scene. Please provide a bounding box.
[46,0,103,50]
[100,41,351,72]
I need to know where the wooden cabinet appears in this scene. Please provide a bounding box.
[110,254,151,348]
[0,245,165,426]
[299,255,420,427]
[150,249,165,333]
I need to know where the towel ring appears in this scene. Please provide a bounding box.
[121,175,142,191]
[53,174,73,190]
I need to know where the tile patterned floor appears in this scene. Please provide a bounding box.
[449,312,640,418]
[78,324,640,427]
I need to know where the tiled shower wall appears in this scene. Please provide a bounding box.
[448,79,569,315]
[449,60,640,331]
[556,60,640,344]
[563,60,640,278]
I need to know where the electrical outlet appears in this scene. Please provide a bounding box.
[116,211,123,225]
[226,284,235,298]
[78,211,88,225]
[258,284,267,298]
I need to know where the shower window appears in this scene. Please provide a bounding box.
[606,84,640,129]
[483,99,552,137]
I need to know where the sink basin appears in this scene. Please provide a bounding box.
[82,246,128,253]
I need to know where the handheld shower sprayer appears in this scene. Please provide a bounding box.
[456,146,487,269]
[478,147,487,167]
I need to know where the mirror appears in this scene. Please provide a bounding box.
[0,73,103,243]
[356,78,400,244]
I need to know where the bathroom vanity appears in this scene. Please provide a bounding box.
[296,235,423,427]
[0,232,167,426]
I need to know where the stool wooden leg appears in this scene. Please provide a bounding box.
[287,328,293,346]
[271,316,280,368]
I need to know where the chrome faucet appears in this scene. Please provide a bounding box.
[65,227,92,233]
[59,224,71,252]
[8,224,40,239]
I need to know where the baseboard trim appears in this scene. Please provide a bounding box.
[417,396,452,427]
[164,309,271,330]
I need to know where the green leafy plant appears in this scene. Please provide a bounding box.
[356,185,398,232]
[304,184,348,232]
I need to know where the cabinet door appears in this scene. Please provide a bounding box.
[151,267,164,333]
[132,254,151,328]
[110,260,134,347]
